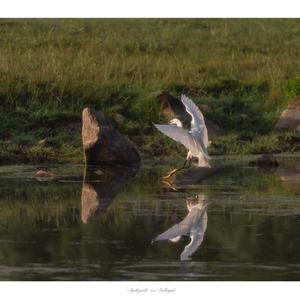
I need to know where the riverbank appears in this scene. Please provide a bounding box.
[1,19,300,164]
[1,106,299,164]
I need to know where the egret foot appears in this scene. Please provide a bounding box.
[161,158,193,180]
[161,168,178,179]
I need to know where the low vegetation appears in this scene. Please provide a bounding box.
[1,19,300,163]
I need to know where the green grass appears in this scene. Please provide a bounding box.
[1,19,300,163]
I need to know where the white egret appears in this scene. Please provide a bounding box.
[152,195,208,261]
[154,95,211,171]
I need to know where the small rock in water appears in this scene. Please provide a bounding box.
[249,154,279,168]
[94,169,104,175]
[35,170,55,177]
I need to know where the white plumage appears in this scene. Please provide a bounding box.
[154,94,211,168]
[153,195,208,261]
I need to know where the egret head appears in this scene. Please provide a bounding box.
[169,118,183,127]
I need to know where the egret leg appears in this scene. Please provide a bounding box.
[176,158,190,171]
[161,168,178,179]
[182,158,188,168]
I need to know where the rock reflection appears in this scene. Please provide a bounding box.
[277,162,300,194]
[81,165,139,223]
[153,194,208,261]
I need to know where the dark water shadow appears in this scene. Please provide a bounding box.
[81,164,139,223]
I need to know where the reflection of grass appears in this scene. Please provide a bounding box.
[0,161,300,278]
[205,163,295,196]
[0,160,298,227]
[1,19,300,162]
[0,163,165,226]
[0,182,81,226]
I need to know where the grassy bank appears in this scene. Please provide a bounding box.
[1,19,300,163]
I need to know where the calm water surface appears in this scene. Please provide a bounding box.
[0,156,300,280]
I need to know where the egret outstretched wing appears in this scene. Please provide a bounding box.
[153,204,207,243]
[181,94,205,124]
[153,222,190,242]
[181,94,209,148]
[154,124,209,159]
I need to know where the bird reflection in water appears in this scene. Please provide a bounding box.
[160,170,180,192]
[153,194,208,261]
[81,165,139,223]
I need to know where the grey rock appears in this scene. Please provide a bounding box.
[35,169,55,177]
[82,107,140,165]
[275,96,300,132]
